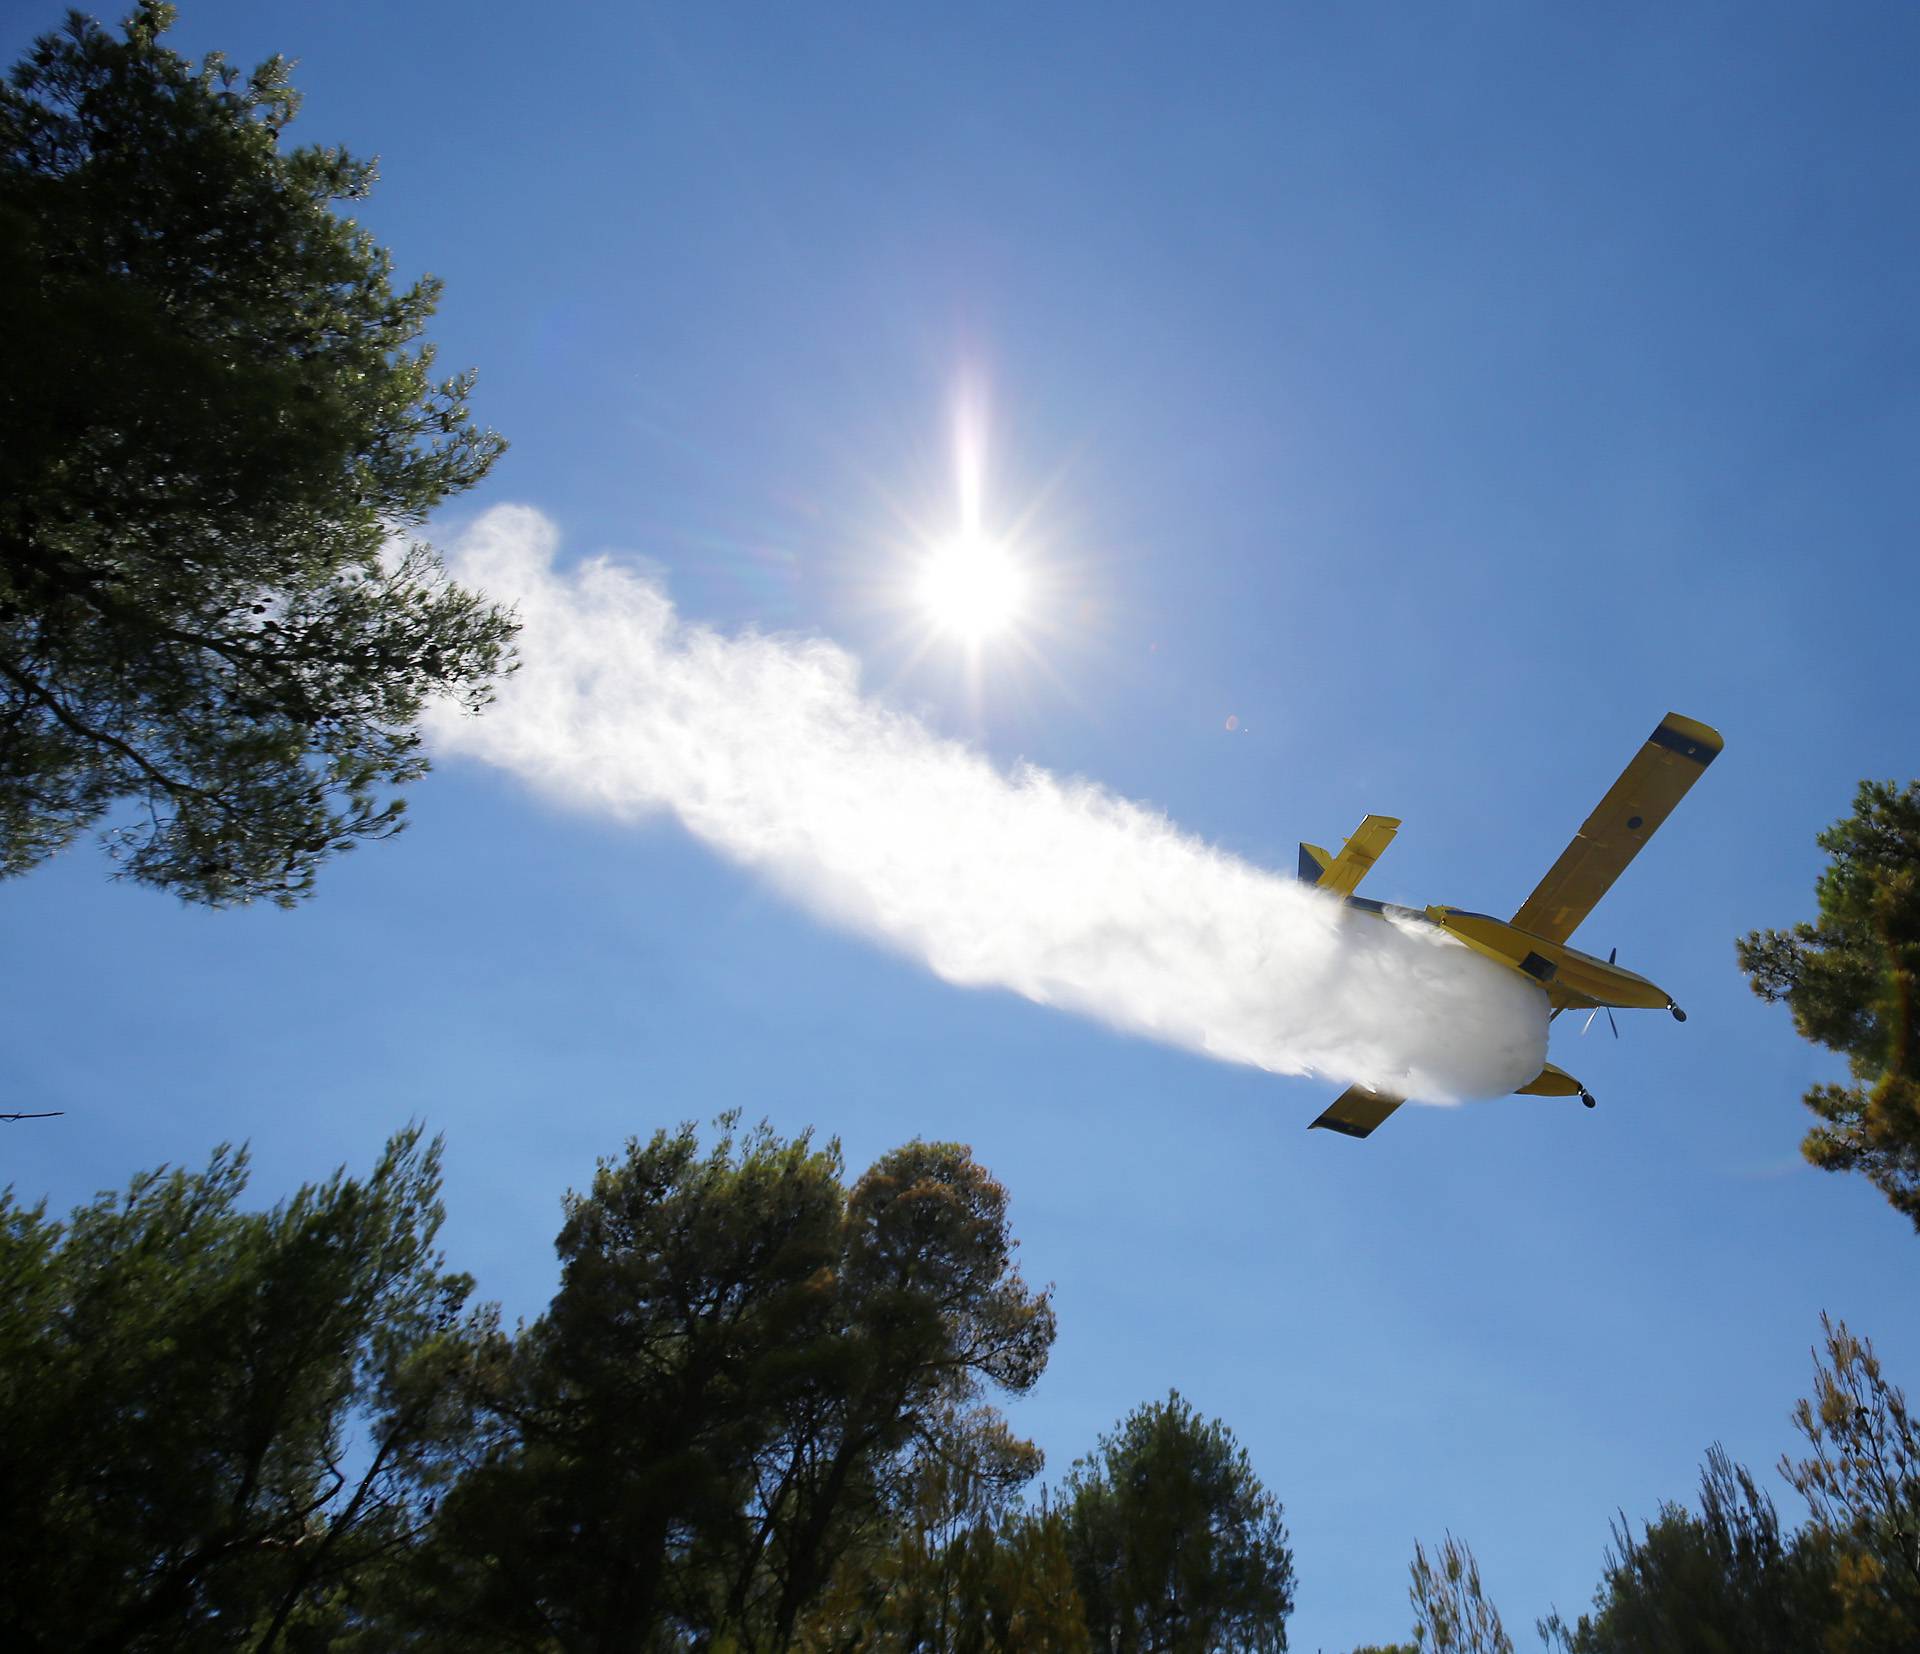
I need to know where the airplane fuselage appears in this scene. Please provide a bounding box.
[1342,897,1676,1014]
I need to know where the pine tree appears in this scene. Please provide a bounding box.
[1,3,513,905]
[1739,781,1920,1229]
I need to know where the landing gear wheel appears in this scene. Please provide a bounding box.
[1580,1089,1597,1110]
[1669,1004,1688,1023]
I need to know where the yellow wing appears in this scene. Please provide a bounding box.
[1510,712,1723,946]
[1298,814,1401,898]
[1308,1084,1404,1139]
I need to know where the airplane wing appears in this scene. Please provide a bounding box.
[1308,1084,1404,1139]
[1510,712,1723,946]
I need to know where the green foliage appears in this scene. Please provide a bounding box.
[1408,1534,1511,1654]
[1781,1314,1920,1649]
[0,1115,1483,1650]
[1537,1448,1835,1654]
[0,2,513,906]
[1739,781,1920,1228]
[1061,1390,1295,1653]
[413,1116,1057,1650]
[799,1404,1089,1652]
[0,1126,484,1650]
[1536,1322,1920,1654]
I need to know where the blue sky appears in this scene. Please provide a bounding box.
[5,2,1919,1645]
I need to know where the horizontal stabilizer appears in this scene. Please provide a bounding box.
[1300,815,1401,899]
[1309,1084,1405,1139]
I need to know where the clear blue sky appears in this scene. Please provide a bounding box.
[5,3,1918,1646]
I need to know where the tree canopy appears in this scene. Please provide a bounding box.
[1488,1320,1920,1654]
[1739,780,1920,1228]
[798,1402,1088,1651]
[1537,1449,1834,1654]
[410,1117,1058,1650]
[0,1126,481,1650]
[1060,1390,1296,1653]
[0,1114,1317,1649]
[0,2,513,906]
[26,1110,1920,1650]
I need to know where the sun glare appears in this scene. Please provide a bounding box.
[918,532,1028,640]
[878,385,1062,675]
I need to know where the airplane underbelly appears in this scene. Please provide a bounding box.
[1548,950,1669,1010]
[1427,909,1670,1010]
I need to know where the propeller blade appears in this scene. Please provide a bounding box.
[1582,1007,1599,1036]
[1607,1006,1620,1039]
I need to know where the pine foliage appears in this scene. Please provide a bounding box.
[0,3,514,905]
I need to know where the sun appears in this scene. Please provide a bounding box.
[917,531,1028,641]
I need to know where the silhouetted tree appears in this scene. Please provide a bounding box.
[1061,1391,1295,1653]
[0,1128,484,1650]
[412,1117,1056,1651]
[799,1402,1088,1651]
[1537,1448,1835,1654]
[1739,780,1920,1228]
[0,2,513,906]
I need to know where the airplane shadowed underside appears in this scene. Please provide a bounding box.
[1304,712,1723,1139]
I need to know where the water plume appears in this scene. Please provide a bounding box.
[429,506,1546,1104]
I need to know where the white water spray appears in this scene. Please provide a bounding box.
[429,506,1546,1103]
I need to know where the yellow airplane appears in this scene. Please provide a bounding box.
[1303,711,1723,1138]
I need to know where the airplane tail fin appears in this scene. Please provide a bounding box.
[1299,815,1401,898]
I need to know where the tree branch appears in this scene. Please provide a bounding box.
[0,648,222,809]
